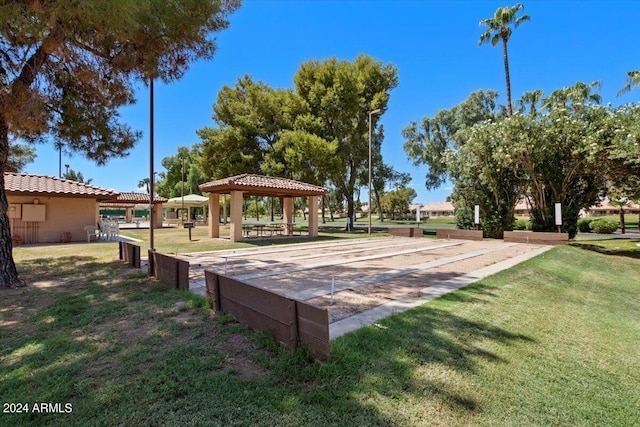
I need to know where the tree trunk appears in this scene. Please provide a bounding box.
[270,197,274,222]
[619,207,625,234]
[0,117,23,288]
[321,195,326,224]
[373,187,384,222]
[502,35,513,117]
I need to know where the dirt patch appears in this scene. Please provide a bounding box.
[214,333,267,379]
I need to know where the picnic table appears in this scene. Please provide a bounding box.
[242,223,285,238]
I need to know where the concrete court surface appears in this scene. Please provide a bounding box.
[178,236,552,338]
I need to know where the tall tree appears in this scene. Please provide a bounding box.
[294,54,398,222]
[196,75,302,179]
[478,3,530,116]
[63,168,92,184]
[6,143,36,172]
[618,70,640,97]
[0,0,239,287]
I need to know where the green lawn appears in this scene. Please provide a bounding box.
[2,243,639,426]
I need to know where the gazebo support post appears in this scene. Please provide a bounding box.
[308,196,319,237]
[283,197,294,236]
[208,193,220,238]
[230,190,244,242]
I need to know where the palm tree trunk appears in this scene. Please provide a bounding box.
[619,207,625,234]
[502,37,513,117]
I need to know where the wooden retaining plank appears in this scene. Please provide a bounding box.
[296,301,330,360]
[152,252,190,289]
[219,275,296,321]
[436,229,484,241]
[205,270,221,311]
[388,227,423,238]
[218,275,297,348]
[503,231,568,245]
[119,242,141,268]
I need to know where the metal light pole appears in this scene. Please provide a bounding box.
[368,109,383,235]
[149,77,155,252]
[181,156,185,223]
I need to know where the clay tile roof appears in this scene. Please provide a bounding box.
[424,202,455,212]
[199,174,326,196]
[112,192,168,203]
[4,172,118,201]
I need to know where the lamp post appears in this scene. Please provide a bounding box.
[368,108,383,235]
[181,156,185,223]
[149,77,155,253]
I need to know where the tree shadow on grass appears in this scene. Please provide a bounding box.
[570,240,640,260]
[267,283,536,423]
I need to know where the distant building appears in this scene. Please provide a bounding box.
[585,198,640,217]
[422,202,455,218]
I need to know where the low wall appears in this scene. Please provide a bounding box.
[503,231,569,245]
[388,227,423,238]
[436,229,484,241]
[149,250,190,290]
[119,241,141,268]
[205,271,330,360]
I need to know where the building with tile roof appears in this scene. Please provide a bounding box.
[4,172,119,244]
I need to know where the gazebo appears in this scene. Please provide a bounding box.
[198,174,326,242]
[164,194,209,223]
[99,192,167,227]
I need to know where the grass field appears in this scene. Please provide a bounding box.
[2,240,639,426]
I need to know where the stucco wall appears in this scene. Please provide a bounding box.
[7,195,98,243]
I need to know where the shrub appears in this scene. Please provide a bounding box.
[513,219,531,230]
[589,219,619,234]
[455,206,475,230]
[577,218,593,233]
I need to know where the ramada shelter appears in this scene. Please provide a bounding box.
[199,174,326,242]
[4,173,167,244]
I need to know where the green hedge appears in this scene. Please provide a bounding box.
[577,218,593,233]
[589,219,619,234]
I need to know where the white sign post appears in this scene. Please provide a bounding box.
[474,205,480,230]
[416,204,421,224]
[554,203,562,232]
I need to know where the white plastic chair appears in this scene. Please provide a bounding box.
[109,221,120,240]
[84,225,97,243]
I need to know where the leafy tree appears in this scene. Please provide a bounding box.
[155,146,206,198]
[63,168,92,184]
[478,3,530,116]
[381,188,416,220]
[6,143,36,172]
[0,0,239,287]
[196,75,302,179]
[403,90,518,237]
[480,82,624,237]
[293,54,398,223]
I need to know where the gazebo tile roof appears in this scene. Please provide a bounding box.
[4,172,118,200]
[199,174,326,195]
[113,192,168,203]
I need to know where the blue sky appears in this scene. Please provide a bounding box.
[24,0,640,204]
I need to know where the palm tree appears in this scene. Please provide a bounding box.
[617,70,640,97]
[516,89,543,116]
[479,4,530,116]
